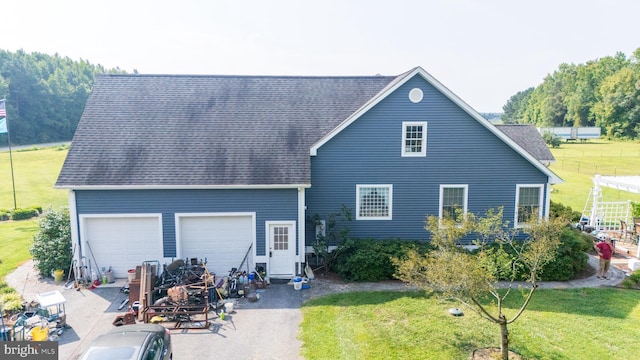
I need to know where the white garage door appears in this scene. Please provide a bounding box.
[178,214,254,277]
[82,216,164,279]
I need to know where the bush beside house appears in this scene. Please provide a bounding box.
[331,239,432,282]
[29,208,72,278]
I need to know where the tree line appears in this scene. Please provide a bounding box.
[502,48,640,139]
[0,49,125,145]
[2,48,639,145]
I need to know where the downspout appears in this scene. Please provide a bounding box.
[298,187,306,275]
[68,190,81,268]
[545,182,551,220]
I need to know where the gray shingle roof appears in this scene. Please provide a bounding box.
[495,124,556,163]
[56,74,397,187]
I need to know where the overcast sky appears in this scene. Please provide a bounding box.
[3,0,639,112]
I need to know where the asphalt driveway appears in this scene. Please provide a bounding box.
[6,261,307,360]
[5,255,624,360]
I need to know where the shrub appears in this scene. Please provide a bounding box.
[11,207,40,220]
[307,206,352,270]
[0,209,10,221]
[632,202,640,218]
[550,201,582,222]
[622,270,640,289]
[30,208,73,278]
[332,239,432,282]
[0,292,23,316]
[477,243,526,281]
[481,227,590,281]
[542,131,562,148]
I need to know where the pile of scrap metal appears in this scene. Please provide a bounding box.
[136,259,216,329]
[1,290,67,341]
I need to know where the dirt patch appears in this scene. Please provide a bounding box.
[573,262,597,279]
[302,268,414,301]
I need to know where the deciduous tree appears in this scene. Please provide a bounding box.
[394,208,565,360]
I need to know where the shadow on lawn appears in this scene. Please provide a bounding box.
[302,289,433,307]
[305,283,640,320]
[498,287,640,319]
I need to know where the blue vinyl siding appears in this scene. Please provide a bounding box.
[74,188,298,257]
[306,75,549,244]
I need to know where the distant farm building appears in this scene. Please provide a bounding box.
[538,127,601,142]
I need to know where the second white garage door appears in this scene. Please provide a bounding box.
[177,213,255,277]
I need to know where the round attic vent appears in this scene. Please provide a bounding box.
[409,88,423,103]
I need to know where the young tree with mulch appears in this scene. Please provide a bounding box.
[394,208,565,360]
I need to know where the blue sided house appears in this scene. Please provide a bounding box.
[55,67,561,279]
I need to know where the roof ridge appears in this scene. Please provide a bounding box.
[96,73,398,79]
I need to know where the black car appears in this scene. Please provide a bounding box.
[79,324,172,360]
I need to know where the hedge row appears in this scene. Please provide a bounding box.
[329,227,591,283]
[0,206,43,221]
[331,238,433,282]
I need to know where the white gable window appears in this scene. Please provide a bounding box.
[439,185,468,223]
[402,122,427,157]
[515,184,544,227]
[356,185,393,220]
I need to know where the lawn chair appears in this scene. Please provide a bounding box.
[620,220,635,243]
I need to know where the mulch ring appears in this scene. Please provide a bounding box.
[471,348,523,359]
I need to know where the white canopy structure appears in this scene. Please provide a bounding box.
[588,175,640,264]
[594,175,640,194]
[587,175,640,229]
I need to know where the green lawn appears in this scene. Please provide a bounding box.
[0,145,69,210]
[0,219,39,290]
[301,288,640,360]
[2,142,640,359]
[549,140,640,212]
[0,145,68,283]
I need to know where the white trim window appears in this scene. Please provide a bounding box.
[356,185,393,220]
[515,184,544,227]
[439,185,468,222]
[402,121,427,157]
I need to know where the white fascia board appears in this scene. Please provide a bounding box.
[54,183,312,190]
[413,68,562,185]
[310,68,418,156]
[309,66,563,185]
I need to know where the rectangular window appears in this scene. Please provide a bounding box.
[402,122,427,157]
[356,185,393,220]
[515,185,543,227]
[439,185,468,222]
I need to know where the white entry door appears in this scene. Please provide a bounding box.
[268,222,295,278]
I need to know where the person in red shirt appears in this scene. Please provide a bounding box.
[595,237,614,279]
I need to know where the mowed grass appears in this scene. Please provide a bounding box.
[0,219,39,288]
[0,145,69,282]
[549,140,640,212]
[0,145,69,210]
[300,288,640,360]
[2,141,640,359]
